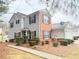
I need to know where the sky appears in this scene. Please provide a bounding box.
[0,0,79,25]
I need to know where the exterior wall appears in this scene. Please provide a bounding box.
[9,12,40,39]
[73,28,79,37]
[39,11,52,41]
[24,12,39,38]
[52,23,79,40]
[52,29,65,39]
[64,28,73,39]
[9,13,26,39]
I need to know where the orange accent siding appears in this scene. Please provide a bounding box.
[39,12,52,41]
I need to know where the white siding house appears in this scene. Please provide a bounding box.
[9,10,52,41]
[52,22,79,40]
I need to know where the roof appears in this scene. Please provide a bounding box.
[52,22,68,30]
[52,22,77,30]
[9,9,50,22]
[9,12,27,23]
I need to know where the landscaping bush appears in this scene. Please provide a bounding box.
[45,40,49,44]
[35,38,39,45]
[65,39,71,44]
[28,38,39,46]
[70,40,74,44]
[15,37,23,46]
[9,39,14,42]
[53,42,58,47]
[29,41,37,46]
[60,41,68,46]
[41,41,44,46]
[64,39,74,44]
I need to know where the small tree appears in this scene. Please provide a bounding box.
[40,0,79,18]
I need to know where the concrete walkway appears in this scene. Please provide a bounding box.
[8,45,64,59]
[74,40,79,44]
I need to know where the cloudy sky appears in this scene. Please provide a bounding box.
[0,0,79,25]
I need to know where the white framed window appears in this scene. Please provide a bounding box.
[43,31,50,40]
[10,23,14,28]
[29,14,36,24]
[43,15,49,24]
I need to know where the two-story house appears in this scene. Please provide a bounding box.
[9,10,52,42]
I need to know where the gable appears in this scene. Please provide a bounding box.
[9,12,27,23]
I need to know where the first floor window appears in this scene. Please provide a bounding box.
[14,32,21,38]
[43,31,50,40]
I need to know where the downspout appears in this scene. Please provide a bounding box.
[38,11,40,41]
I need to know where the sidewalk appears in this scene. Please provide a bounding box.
[8,45,64,59]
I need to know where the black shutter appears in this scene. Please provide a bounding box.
[29,16,31,24]
[34,31,36,37]
[34,14,36,23]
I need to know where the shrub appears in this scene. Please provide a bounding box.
[9,39,14,42]
[29,41,37,46]
[34,38,39,45]
[64,39,74,44]
[60,41,68,46]
[15,37,23,46]
[5,40,8,42]
[66,39,71,44]
[70,40,74,44]
[22,36,27,44]
[41,41,44,46]
[45,40,49,44]
[53,42,58,47]
[28,38,39,46]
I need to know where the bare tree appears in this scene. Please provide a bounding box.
[0,0,16,15]
[40,0,79,18]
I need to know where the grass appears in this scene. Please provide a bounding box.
[7,47,46,59]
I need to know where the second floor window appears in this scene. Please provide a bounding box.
[29,14,36,24]
[43,31,50,40]
[43,15,50,24]
[16,19,20,24]
[10,23,13,28]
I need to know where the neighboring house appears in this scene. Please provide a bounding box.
[52,22,79,40]
[9,10,52,41]
[0,20,9,42]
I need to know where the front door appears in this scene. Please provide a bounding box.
[22,30,27,43]
[27,30,31,40]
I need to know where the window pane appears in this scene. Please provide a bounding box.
[43,31,50,40]
[29,16,31,24]
[34,14,36,23]
[43,15,49,24]
[10,23,13,28]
